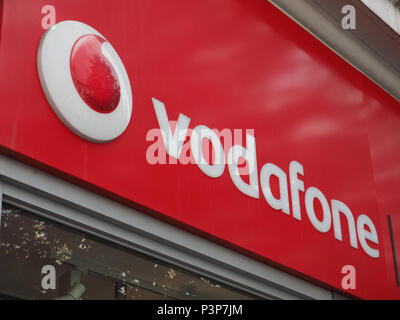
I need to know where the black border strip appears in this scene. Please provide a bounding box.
[388,215,400,287]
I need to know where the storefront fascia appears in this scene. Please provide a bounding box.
[0,0,400,300]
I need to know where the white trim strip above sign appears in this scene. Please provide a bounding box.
[360,0,400,36]
[269,0,400,102]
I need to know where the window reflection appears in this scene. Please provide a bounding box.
[0,203,255,300]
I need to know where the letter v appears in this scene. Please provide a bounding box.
[152,98,191,159]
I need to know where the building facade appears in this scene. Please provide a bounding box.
[0,0,399,300]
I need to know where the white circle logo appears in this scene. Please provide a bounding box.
[37,20,132,143]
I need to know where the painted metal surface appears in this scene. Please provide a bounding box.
[0,0,399,299]
[360,0,400,36]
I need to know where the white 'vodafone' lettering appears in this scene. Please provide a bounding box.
[151,98,380,259]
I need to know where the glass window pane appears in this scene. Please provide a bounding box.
[0,203,256,300]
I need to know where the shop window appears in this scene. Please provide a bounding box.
[0,203,255,300]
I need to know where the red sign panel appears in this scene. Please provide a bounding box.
[0,0,400,299]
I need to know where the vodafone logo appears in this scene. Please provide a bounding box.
[37,21,132,143]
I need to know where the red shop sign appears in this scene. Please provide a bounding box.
[0,0,400,299]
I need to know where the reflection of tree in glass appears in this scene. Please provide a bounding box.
[0,207,91,264]
[0,205,255,300]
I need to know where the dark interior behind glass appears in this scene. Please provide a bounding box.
[0,203,255,300]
